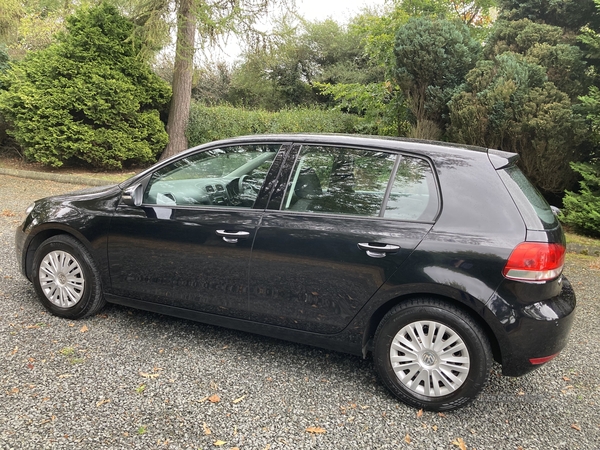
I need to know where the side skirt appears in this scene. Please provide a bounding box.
[105,293,362,356]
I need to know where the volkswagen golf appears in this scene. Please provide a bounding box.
[16,134,576,411]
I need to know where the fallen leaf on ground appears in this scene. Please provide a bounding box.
[80,325,88,333]
[404,434,411,443]
[417,409,423,418]
[232,395,246,404]
[203,422,211,435]
[139,371,159,379]
[571,423,581,431]
[208,394,221,403]
[452,437,467,450]
[213,440,226,446]
[306,426,326,434]
[562,376,571,381]
[9,347,18,355]
[438,412,446,418]
[96,399,110,407]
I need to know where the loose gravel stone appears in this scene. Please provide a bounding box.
[0,174,599,449]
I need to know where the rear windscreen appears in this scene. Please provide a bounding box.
[499,165,558,231]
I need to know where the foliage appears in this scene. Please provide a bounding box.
[136,0,286,160]
[398,0,497,27]
[0,0,21,44]
[315,82,409,136]
[226,18,382,110]
[192,62,233,105]
[0,3,170,169]
[561,162,600,236]
[9,9,66,59]
[498,0,598,31]
[448,52,587,194]
[394,17,481,136]
[0,45,11,151]
[485,19,589,100]
[0,45,9,83]
[186,103,362,146]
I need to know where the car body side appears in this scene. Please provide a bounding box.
[15,135,576,378]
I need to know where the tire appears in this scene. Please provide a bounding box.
[31,235,105,319]
[373,298,492,411]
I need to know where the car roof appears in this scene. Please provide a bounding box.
[193,133,487,156]
[187,134,517,167]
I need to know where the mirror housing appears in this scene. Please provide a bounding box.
[121,183,143,207]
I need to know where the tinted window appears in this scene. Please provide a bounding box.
[283,146,396,217]
[384,156,438,222]
[144,144,278,208]
[500,165,557,230]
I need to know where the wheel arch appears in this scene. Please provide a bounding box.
[362,293,502,364]
[24,225,94,281]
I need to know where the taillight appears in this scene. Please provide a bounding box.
[503,242,565,282]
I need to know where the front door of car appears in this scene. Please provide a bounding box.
[248,144,439,334]
[107,142,287,318]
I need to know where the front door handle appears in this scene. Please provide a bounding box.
[216,230,250,244]
[358,242,400,258]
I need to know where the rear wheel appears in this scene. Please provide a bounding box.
[32,235,105,319]
[373,298,492,411]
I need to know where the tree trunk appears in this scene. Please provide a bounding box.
[160,0,195,161]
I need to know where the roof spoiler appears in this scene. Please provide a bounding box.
[488,148,519,169]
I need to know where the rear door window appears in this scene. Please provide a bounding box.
[281,145,439,222]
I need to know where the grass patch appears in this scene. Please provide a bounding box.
[565,232,600,247]
[59,347,75,356]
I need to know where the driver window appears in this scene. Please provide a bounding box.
[143,144,279,208]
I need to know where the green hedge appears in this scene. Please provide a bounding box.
[0,4,170,169]
[186,104,364,147]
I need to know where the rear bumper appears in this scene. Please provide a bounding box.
[486,276,576,377]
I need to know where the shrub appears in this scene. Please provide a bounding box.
[561,162,600,237]
[186,104,363,147]
[0,3,170,169]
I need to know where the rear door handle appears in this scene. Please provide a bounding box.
[358,243,400,258]
[216,230,250,244]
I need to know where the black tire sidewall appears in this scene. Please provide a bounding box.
[32,237,97,319]
[374,301,491,411]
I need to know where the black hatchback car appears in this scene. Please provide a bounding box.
[16,134,575,411]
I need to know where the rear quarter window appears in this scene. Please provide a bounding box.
[499,165,558,230]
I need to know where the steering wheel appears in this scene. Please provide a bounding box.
[238,174,260,196]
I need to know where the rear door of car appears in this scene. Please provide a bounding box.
[247,143,439,334]
[107,142,289,318]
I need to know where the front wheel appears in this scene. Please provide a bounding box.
[31,235,105,319]
[373,298,492,411]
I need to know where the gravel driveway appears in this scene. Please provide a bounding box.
[1,174,599,450]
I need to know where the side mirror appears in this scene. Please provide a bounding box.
[121,183,143,207]
[550,205,561,217]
